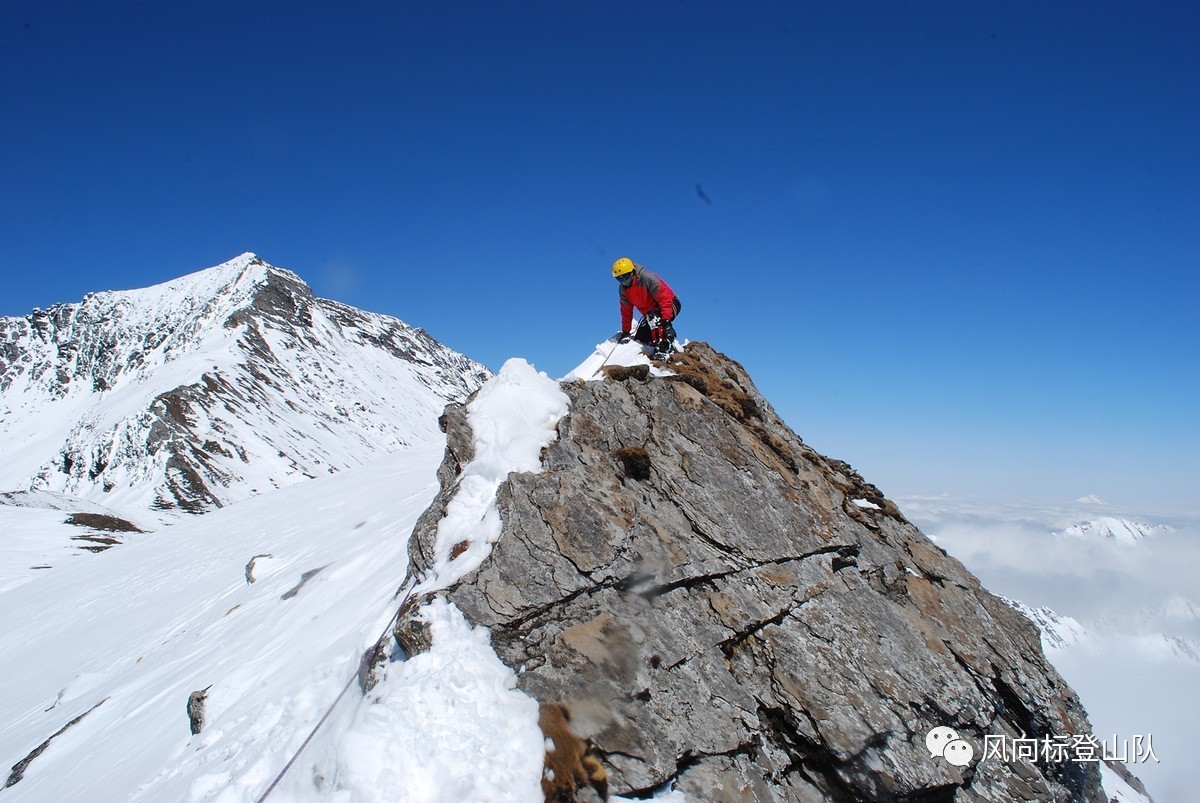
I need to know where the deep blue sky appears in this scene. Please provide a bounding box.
[3,2,1197,507]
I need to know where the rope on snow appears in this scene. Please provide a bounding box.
[254,576,422,803]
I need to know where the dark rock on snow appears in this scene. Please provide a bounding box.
[187,686,211,736]
[406,343,1109,802]
[6,699,108,788]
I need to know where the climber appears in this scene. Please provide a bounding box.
[611,257,681,360]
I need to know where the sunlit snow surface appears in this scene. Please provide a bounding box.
[0,490,152,593]
[0,444,443,802]
[562,339,678,382]
[1099,762,1153,803]
[1058,516,1174,544]
[331,599,543,802]
[422,358,569,591]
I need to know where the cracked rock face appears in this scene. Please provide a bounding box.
[407,343,1106,802]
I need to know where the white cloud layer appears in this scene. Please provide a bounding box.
[900,494,1200,802]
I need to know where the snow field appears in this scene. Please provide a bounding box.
[1099,763,1150,803]
[0,444,444,802]
[330,599,545,803]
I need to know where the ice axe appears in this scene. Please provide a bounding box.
[588,315,649,380]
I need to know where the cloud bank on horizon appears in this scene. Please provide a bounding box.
[903,493,1199,802]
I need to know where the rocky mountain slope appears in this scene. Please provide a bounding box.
[403,343,1114,802]
[0,254,489,520]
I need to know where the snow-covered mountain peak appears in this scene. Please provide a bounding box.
[0,254,489,522]
[1160,594,1200,622]
[102,249,267,299]
[2,252,276,399]
[1057,517,1174,544]
[54,250,266,315]
[1001,595,1087,651]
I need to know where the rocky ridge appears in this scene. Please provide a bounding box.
[404,343,1112,802]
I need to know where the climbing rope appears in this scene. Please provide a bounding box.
[254,577,421,803]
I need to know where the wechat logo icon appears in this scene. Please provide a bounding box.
[926,726,975,767]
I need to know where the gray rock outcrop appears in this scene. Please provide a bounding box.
[187,686,211,736]
[405,343,1110,802]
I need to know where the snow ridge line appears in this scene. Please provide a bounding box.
[584,314,651,381]
[416,358,572,593]
[253,577,421,803]
[589,337,624,380]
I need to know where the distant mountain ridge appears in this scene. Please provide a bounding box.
[1058,517,1174,544]
[1005,595,1200,665]
[0,253,489,520]
[1002,596,1089,651]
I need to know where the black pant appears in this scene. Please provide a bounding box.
[634,299,681,344]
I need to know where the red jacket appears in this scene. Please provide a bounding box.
[619,265,678,332]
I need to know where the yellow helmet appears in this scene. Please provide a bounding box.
[612,257,635,278]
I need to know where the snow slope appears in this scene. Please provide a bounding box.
[561,339,677,382]
[1001,596,1088,651]
[1100,763,1153,803]
[0,442,445,801]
